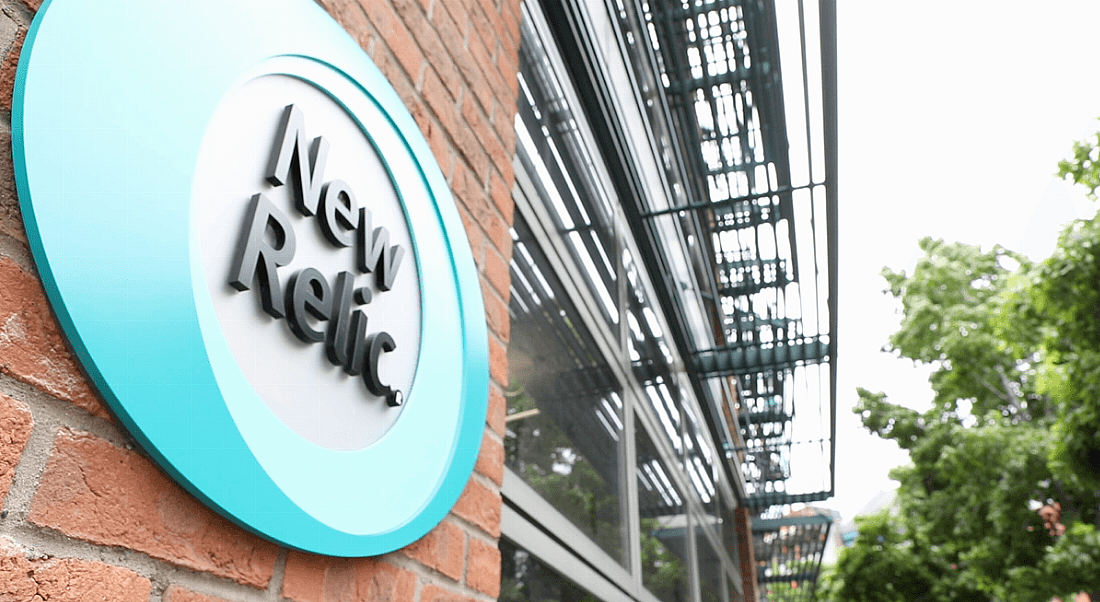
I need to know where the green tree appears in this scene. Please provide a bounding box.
[823,127,1100,601]
[818,511,950,602]
[1033,214,1100,492]
[1047,122,1100,493]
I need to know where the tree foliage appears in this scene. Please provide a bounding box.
[822,129,1100,601]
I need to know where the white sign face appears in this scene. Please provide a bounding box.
[193,74,421,451]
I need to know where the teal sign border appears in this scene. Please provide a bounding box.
[13,0,488,556]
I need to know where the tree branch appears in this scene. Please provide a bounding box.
[994,365,1024,412]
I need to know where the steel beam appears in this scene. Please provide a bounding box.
[692,338,829,376]
[752,515,833,532]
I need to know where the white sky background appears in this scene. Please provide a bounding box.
[830,1,1100,520]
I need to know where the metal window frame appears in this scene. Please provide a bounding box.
[503,506,639,602]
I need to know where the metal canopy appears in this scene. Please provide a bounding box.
[634,6,840,598]
[536,0,837,599]
[752,509,836,602]
[622,0,838,513]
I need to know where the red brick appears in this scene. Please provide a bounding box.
[494,24,519,81]
[484,215,511,262]
[495,39,521,102]
[454,56,492,119]
[374,51,420,122]
[0,538,150,602]
[474,431,504,486]
[421,68,460,145]
[452,478,501,537]
[487,86,514,147]
[497,156,516,201]
[482,282,510,343]
[484,247,510,301]
[465,2,497,60]
[0,393,33,502]
[503,0,522,49]
[467,35,511,117]
[735,507,760,602]
[459,93,490,146]
[489,99,515,154]
[402,519,465,581]
[28,429,279,589]
[430,3,469,63]
[0,127,28,243]
[450,160,483,217]
[360,0,424,84]
[464,37,500,125]
[466,537,501,597]
[0,258,107,418]
[457,207,485,267]
[282,551,416,602]
[421,584,476,602]
[475,0,514,66]
[410,103,454,182]
[487,385,505,436]
[454,164,508,258]
[393,0,462,99]
[461,95,511,184]
[0,28,22,112]
[489,169,516,228]
[164,585,231,602]
[452,127,491,186]
[487,335,507,388]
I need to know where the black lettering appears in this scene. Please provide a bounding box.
[228,194,296,318]
[357,207,405,291]
[326,271,355,366]
[319,180,359,247]
[266,104,329,216]
[364,332,401,406]
[344,310,369,376]
[286,268,332,343]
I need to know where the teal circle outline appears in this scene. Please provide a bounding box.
[13,0,488,556]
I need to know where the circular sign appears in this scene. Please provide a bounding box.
[13,0,488,556]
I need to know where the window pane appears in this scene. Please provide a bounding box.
[720,497,740,569]
[696,534,723,602]
[626,248,684,458]
[728,574,743,602]
[685,404,721,538]
[507,214,627,564]
[517,18,620,333]
[501,539,601,602]
[636,417,690,602]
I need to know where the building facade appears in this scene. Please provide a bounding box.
[0,0,835,601]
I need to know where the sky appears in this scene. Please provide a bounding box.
[829,1,1100,520]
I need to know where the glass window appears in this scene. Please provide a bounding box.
[720,497,740,569]
[684,403,720,533]
[501,539,601,602]
[517,18,620,334]
[506,213,627,565]
[636,417,690,602]
[626,248,683,457]
[728,575,743,602]
[696,534,723,602]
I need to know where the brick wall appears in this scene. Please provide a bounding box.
[0,0,519,600]
[734,508,760,602]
